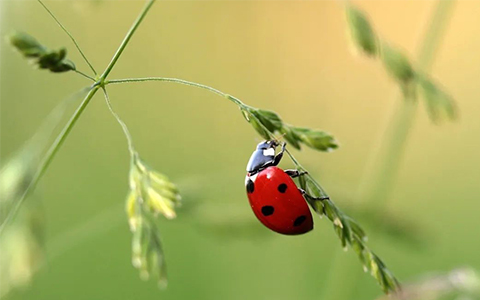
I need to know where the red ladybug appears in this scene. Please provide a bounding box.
[245,140,327,235]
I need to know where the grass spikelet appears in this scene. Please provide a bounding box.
[345,4,456,122]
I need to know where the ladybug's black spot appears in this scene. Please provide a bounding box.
[261,206,274,216]
[293,215,306,227]
[246,179,255,193]
[277,183,288,193]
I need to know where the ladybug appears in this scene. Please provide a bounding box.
[245,140,327,235]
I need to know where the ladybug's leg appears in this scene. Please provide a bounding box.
[272,142,287,166]
[285,169,308,178]
[299,189,329,201]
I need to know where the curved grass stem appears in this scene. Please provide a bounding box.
[101,88,136,155]
[106,77,247,107]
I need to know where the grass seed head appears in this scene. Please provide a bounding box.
[346,6,378,56]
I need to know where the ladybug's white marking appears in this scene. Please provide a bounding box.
[263,148,275,157]
[249,173,258,182]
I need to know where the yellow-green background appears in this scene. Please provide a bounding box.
[1,1,480,299]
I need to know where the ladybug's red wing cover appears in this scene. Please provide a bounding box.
[246,166,313,235]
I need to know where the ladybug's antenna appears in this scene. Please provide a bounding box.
[272,133,287,145]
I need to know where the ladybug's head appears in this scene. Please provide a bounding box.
[255,140,279,150]
[246,140,278,174]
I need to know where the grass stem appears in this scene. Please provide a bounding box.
[101,88,136,155]
[100,0,156,81]
[73,69,96,82]
[106,77,247,107]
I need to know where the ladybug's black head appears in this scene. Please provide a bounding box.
[256,140,279,150]
[246,140,278,174]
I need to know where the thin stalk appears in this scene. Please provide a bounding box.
[106,77,247,107]
[100,0,156,81]
[360,100,416,209]
[0,86,99,235]
[37,0,97,76]
[73,69,96,82]
[101,88,135,155]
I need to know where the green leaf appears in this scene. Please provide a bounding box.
[346,6,378,56]
[295,128,338,152]
[247,113,271,139]
[8,32,47,58]
[249,109,283,133]
[8,32,75,73]
[241,108,274,139]
[322,200,337,223]
[418,76,457,122]
[381,43,415,84]
[342,220,353,244]
[291,127,310,134]
[346,216,367,241]
[351,236,367,267]
[240,108,250,122]
[335,225,346,248]
[298,172,308,190]
[280,126,301,150]
[257,109,283,131]
[37,48,75,73]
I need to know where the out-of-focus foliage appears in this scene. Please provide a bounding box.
[345,5,457,122]
[126,154,181,287]
[8,32,75,73]
[377,268,480,300]
[0,202,44,299]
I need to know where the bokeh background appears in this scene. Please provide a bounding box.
[1,1,480,299]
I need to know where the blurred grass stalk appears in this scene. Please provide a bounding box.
[0,88,88,299]
[359,0,456,210]
[0,200,44,299]
[377,268,480,300]
[321,1,456,299]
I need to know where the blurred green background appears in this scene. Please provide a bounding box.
[1,1,480,299]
